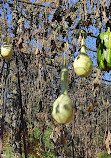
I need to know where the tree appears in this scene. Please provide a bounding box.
[0,0,111,157]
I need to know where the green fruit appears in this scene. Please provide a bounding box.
[1,45,13,59]
[73,39,93,77]
[52,67,73,124]
[52,94,73,124]
[96,27,111,71]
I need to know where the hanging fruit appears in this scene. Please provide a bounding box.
[1,43,13,59]
[73,38,93,77]
[52,67,73,124]
[96,27,111,71]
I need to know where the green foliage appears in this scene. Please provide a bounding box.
[28,127,56,157]
[3,146,14,158]
[3,127,56,158]
[34,128,41,139]
[1,0,111,158]
[98,152,111,158]
[41,150,56,158]
[22,153,37,158]
[43,129,53,149]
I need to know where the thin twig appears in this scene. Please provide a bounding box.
[18,0,55,9]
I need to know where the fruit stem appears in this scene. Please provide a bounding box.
[61,68,68,95]
[64,51,66,67]
[107,27,110,32]
[81,38,86,53]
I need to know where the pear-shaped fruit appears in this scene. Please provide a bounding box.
[73,53,93,77]
[52,67,73,124]
[52,94,73,124]
[1,45,13,59]
[73,38,93,77]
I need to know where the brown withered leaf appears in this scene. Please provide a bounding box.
[105,131,111,154]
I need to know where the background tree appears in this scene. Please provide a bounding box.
[0,0,111,157]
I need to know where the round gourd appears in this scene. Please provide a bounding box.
[52,94,73,124]
[96,27,111,71]
[73,39,93,77]
[1,44,13,59]
[52,67,73,124]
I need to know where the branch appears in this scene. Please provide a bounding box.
[71,29,97,39]
[0,60,5,80]
[18,0,45,7]
[101,78,111,83]
[18,0,55,9]
[86,46,97,52]
[73,44,97,52]
[87,32,97,38]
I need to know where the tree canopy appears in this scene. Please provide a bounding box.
[0,0,111,157]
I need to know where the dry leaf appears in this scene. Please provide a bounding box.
[105,131,111,154]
